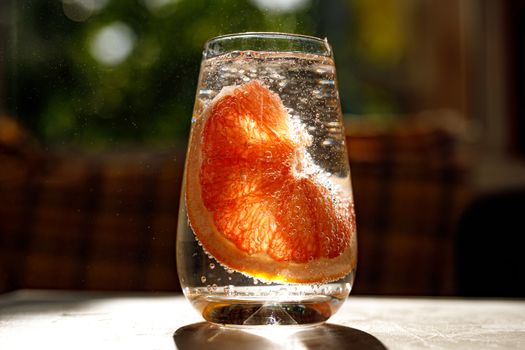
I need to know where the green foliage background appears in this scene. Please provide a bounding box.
[6,0,403,149]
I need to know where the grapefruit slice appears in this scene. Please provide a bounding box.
[185,80,356,283]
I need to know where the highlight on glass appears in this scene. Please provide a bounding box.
[176,32,357,326]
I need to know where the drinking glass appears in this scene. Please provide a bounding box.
[176,32,357,326]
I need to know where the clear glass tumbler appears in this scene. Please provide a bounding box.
[176,32,357,326]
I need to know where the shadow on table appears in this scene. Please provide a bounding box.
[173,322,387,349]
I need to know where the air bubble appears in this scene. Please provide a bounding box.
[322,139,335,146]
[200,276,206,283]
[315,65,334,74]
[209,263,215,269]
[224,285,235,296]
[317,79,335,86]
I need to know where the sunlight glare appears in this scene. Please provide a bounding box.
[243,326,308,349]
[90,22,136,66]
[143,0,181,13]
[62,0,109,22]
[249,0,310,13]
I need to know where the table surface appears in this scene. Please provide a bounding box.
[0,290,524,350]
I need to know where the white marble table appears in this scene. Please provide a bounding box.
[0,290,524,349]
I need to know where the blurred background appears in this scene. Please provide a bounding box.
[1,0,524,297]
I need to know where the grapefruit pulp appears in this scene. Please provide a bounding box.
[185,80,356,283]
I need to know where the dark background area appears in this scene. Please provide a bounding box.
[1,0,524,297]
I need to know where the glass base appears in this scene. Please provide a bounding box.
[191,294,344,326]
[206,303,328,326]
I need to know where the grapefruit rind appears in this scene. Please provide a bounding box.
[185,81,356,284]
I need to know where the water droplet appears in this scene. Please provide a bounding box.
[209,263,215,270]
[200,276,206,283]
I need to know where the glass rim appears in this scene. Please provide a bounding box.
[203,32,332,58]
